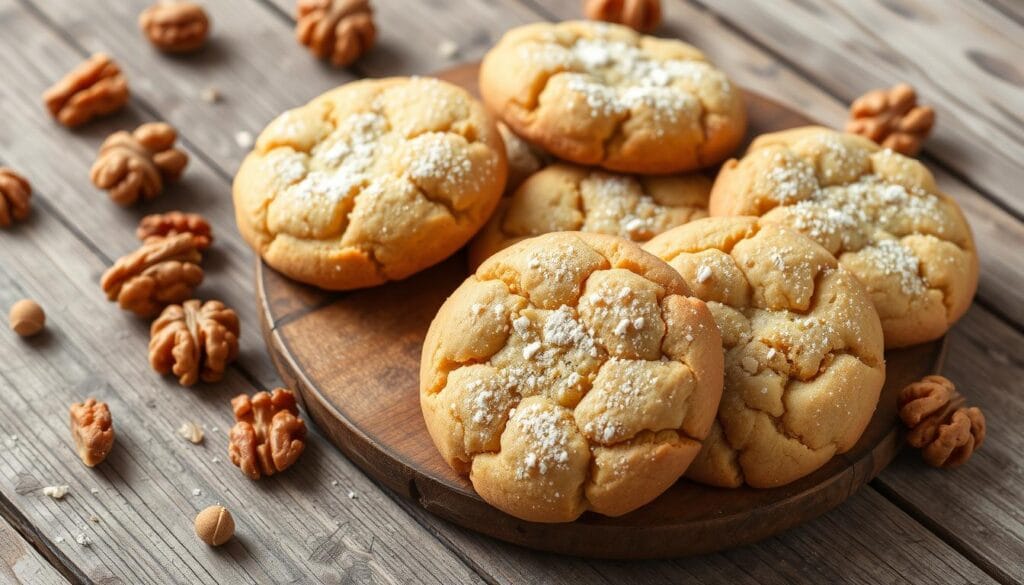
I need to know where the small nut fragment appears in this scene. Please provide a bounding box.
[228,389,307,480]
[178,421,205,444]
[0,167,32,227]
[70,399,115,467]
[90,122,189,206]
[296,0,376,67]
[43,485,69,500]
[194,505,234,546]
[42,53,129,127]
[584,0,662,32]
[137,211,213,250]
[139,1,211,53]
[149,299,240,386]
[101,233,203,317]
[8,299,45,337]
[898,375,986,469]
[846,83,935,156]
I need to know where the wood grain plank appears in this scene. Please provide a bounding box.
[689,0,1024,217]
[533,0,1024,333]
[0,196,485,585]
[403,486,998,585]
[0,515,67,585]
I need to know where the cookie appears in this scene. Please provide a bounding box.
[496,122,547,193]
[421,232,723,522]
[480,21,746,174]
[709,126,978,348]
[233,77,507,290]
[644,217,885,488]
[469,163,710,268]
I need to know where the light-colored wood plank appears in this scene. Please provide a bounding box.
[0,515,67,585]
[406,486,998,585]
[0,197,485,585]
[691,0,1024,217]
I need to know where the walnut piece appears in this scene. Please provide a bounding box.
[898,375,986,469]
[137,211,213,250]
[70,398,115,467]
[42,53,129,127]
[228,388,307,480]
[90,122,189,206]
[149,299,239,386]
[100,233,203,317]
[296,0,376,67]
[584,0,662,33]
[0,168,31,227]
[139,1,211,53]
[846,83,935,156]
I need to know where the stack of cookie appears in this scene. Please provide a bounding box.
[231,20,978,523]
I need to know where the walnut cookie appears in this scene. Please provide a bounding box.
[644,217,886,488]
[708,126,978,348]
[233,77,507,290]
[470,162,710,268]
[479,21,746,174]
[421,232,723,522]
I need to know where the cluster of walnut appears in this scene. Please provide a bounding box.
[70,398,115,467]
[42,53,129,127]
[100,233,203,317]
[0,167,31,228]
[583,0,662,33]
[149,299,240,386]
[137,211,213,250]
[228,389,307,480]
[898,375,986,469]
[847,83,935,156]
[90,122,189,206]
[139,1,211,53]
[296,0,376,67]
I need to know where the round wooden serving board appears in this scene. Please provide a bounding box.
[256,63,946,559]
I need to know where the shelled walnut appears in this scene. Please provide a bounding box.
[42,53,129,127]
[90,122,189,206]
[100,233,203,317]
[149,299,239,386]
[898,375,986,469]
[584,0,662,32]
[846,83,935,156]
[137,211,213,250]
[139,1,211,53]
[70,398,115,467]
[296,0,376,67]
[228,388,306,480]
[0,167,31,228]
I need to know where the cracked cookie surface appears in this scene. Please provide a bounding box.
[645,217,886,488]
[233,77,507,290]
[470,163,710,268]
[709,126,977,348]
[480,21,746,174]
[421,232,723,522]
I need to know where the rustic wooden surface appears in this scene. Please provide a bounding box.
[257,65,949,558]
[0,0,1017,582]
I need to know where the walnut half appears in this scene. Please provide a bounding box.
[90,122,189,206]
[296,0,376,67]
[42,53,129,127]
[149,299,239,386]
[100,233,204,317]
[0,167,31,227]
[70,399,115,467]
[898,375,986,468]
[139,1,211,53]
[137,211,213,250]
[228,389,307,480]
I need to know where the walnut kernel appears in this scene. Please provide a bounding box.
[296,0,376,67]
[137,212,213,250]
[91,122,189,206]
[846,83,935,156]
[584,0,662,33]
[898,375,986,468]
[70,399,115,467]
[42,54,129,127]
[228,389,307,480]
[139,1,211,53]
[149,299,239,386]
[101,234,203,317]
[0,168,31,227]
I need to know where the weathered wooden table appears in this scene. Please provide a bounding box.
[0,1,1020,583]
